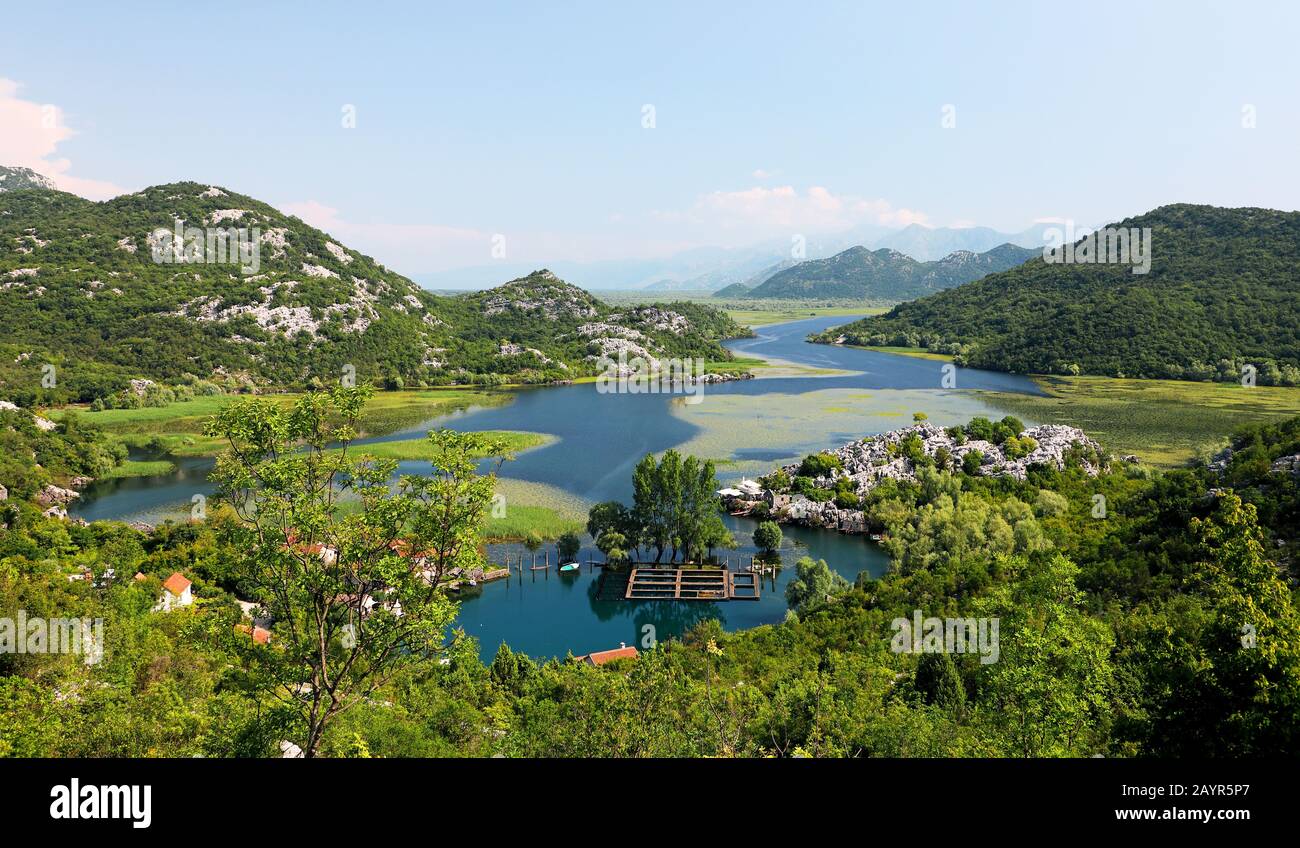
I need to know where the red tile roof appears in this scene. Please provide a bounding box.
[162,572,191,597]
[582,646,639,666]
[236,624,272,645]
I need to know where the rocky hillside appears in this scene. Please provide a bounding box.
[423,270,751,383]
[0,166,58,193]
[748,243,1036,300]
[0,172,749,403]
[816,205,1300,382]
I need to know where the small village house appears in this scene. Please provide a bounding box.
[153,572,193,612]
[576,643,639,667]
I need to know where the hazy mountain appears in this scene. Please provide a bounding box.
[710,282,752,298]
[748,243,1038,300]
[868,222,1057,261]
[408,224,1057,293]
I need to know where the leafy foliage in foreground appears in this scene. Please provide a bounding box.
[1,414,1298,757]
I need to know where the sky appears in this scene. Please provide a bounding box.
[3,0,1298,278]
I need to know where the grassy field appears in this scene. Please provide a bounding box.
[842,344,954,362]
[704,356,769,375]
[336,431,552,461]
[981,375,1300,468]
[481,478,588,541]
[724,304,888,327]
[590,289,887,328]
[100,459,177,479]
[66,388,513,456]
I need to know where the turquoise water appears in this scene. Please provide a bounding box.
[70,315,1042,660]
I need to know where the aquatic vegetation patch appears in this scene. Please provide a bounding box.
[980,376,1300,467]
[669,388,1039,482]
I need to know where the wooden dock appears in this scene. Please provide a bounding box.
[728,571,760,600]
[624,567,760,601]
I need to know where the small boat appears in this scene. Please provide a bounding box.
[559,562,580,573]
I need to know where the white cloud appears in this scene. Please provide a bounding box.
[0,78,125,200]
[279,201,700,273]
[655,185,928,242]
[280,200,493,271]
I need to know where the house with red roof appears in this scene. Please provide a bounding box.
[153,572,193,612]
[576,643,639,667]
[235,624,272,645]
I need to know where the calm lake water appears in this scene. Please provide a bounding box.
[71,315,1043,660]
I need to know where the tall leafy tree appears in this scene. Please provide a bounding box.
[205,386,508,756]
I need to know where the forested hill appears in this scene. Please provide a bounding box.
[748,242,1037,300]
[0,177,749,404]
[814,205,1300,384]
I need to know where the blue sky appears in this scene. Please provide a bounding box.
[3,0,1297,275]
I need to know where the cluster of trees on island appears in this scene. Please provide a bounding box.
[1,388,1298,757]
[585,450,736,565]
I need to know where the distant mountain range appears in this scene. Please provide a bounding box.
[746,243,1039,300]
[711,282,753,298]
[412,223,1060,293]
[0,169,749,404]
[870,222,1056,262]
[815,204,1300,383]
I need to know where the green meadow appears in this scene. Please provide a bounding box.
[843,344,955,362]
[337,431,552,461]
[65,388,514,456]
[100,459,177,479]
[481,478,589,542]
[981,375,1300,467]
[724,304,888,327]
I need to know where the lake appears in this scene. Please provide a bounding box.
[71,315,1043,660]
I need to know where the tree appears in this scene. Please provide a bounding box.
[784,556,848,612]
[915,651,965,713]
[205,386,508,757]
[586,501,636,548]
[630,450,723,562]
[753,521,783,554]
[490,642,537,694]
[556,531,581,563]
[699,513,737,562]
[798,452,842,478]
[974,554,1114,757]
[1134,493,1300,755]
[595,529,629,564]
